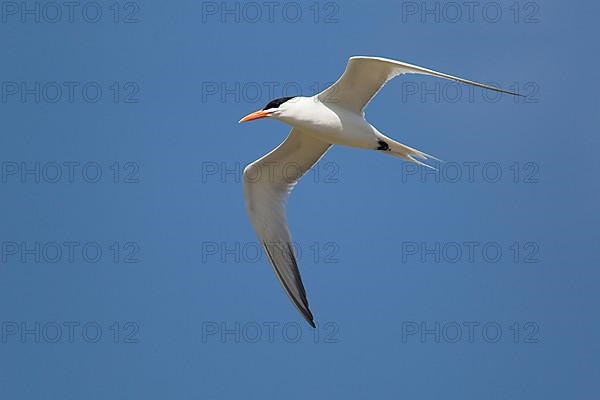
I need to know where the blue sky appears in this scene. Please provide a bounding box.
[1,0,599,398]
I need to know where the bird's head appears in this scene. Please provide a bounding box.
[239,96,299,123]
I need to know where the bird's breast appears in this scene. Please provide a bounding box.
[300,104,377,149]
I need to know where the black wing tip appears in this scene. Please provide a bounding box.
[490,87,523,97]
[263,241,316,329]
[302,307,316,328]
[491,85,523,97]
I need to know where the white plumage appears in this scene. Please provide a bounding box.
[239,56,520,327]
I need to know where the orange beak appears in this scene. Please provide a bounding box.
[239,110,271,123]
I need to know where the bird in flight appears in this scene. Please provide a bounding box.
[239,56,520,327]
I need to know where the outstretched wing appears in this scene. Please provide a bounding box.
[243,128,332,327]
[318,56,521,112]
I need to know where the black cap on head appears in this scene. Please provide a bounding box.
[263,96,295,110]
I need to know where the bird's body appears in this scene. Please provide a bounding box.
[276,96,380,150]
[239,56,520,327]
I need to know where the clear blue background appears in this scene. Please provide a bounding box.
[1,0,598,398]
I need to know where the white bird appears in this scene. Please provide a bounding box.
[239,56,520,327]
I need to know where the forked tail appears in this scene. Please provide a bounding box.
[377,134,442,170]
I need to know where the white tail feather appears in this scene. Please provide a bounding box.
[378,134,442,170]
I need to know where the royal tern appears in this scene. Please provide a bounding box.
[239,56,520,327]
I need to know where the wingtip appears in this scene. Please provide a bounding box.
[500,87,523,97]
[506,90,524,97]
[304,310,316,328]
[302,307,316,328]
